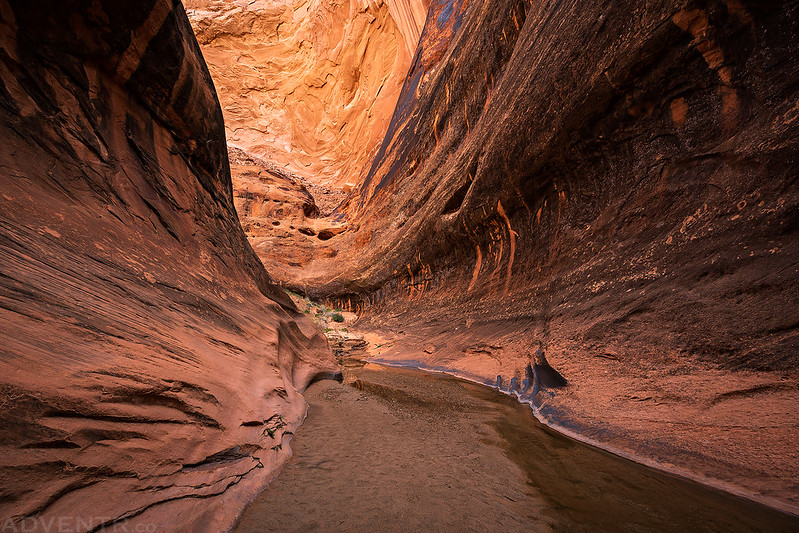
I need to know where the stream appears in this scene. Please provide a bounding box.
[235,362,799,532]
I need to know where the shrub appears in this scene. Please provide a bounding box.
[331,313,344,323]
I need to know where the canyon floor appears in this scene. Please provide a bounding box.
[234,360,798,532]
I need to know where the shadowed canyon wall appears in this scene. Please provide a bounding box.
[0,1,336,530]
[284,0,799,506]
[305,0,799,372]
[185,0,430,189]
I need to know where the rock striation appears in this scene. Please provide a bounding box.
[0,1,337,531]
[303,0,799,374]
[284,0,799,510]
[185,0,430,189]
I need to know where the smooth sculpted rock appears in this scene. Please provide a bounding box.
[298,0,799,370]
[0,1,337,531]
[294,1,799,381]
[294,0,799,512]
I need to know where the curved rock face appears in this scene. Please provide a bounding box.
[185,0,429,189]
[312,0,799,370]
[293,0,799,507]
[0,1,336,531]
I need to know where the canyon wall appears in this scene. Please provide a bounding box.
[0,1,336,531]
[309,0,799,372]
[294,0,799,507]
[185,0,430,189]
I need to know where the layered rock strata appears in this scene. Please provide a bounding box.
[185,0,430,189]
[287,0,799,510]
[0,1,336,531]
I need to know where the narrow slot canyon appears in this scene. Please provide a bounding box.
[0,0,797,532]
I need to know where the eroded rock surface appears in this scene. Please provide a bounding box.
[185,0,430,189]
[229,149,348,284]
[283,0,799,511]
[0,1,336,531]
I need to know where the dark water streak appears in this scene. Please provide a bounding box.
[455,377,797,532]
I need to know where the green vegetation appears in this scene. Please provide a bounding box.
[284,290,355,339]
[263,414,287,439]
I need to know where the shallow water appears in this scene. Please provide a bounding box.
[235,362,799,532]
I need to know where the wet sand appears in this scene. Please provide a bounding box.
[235,362,799,532]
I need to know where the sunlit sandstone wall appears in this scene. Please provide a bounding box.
[185,0,430,189]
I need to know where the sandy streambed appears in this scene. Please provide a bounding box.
[234,362,798,532]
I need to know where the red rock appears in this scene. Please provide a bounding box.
[185,0,430,189]
[300,0,799,377]
[229,153,347,284]
[0,1,337,530]
[272,0,799,510]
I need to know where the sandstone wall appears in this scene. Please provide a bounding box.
[0,1,336,530]
[288,0,799,506]
[185,0,430,189]
[306,0,799,374]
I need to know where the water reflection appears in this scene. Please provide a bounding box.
[363,363,798,532]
